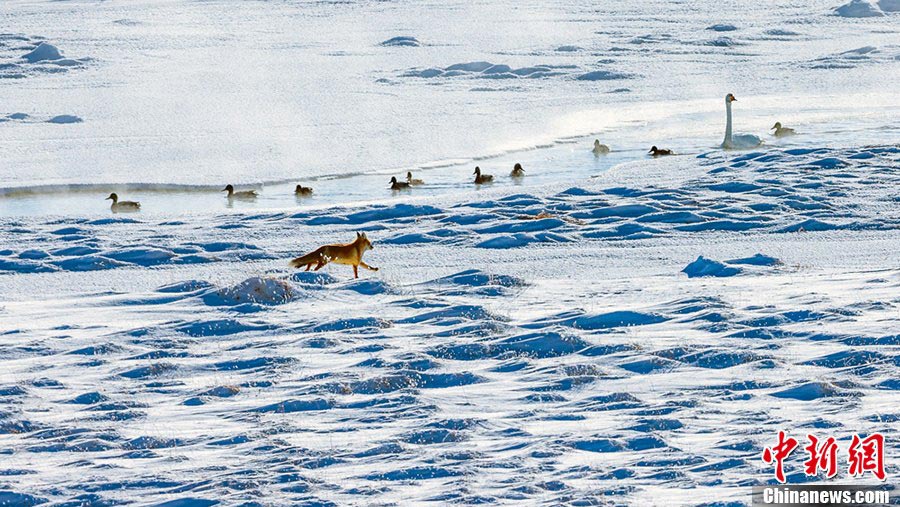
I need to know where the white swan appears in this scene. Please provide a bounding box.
[721,93,762,150]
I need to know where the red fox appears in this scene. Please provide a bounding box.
[289,232,379,279]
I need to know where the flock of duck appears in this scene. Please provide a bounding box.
[102,94,796,213]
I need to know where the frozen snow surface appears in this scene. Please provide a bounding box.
[0,0,898,191]
[2,145,900,505]
[1,0,900,505]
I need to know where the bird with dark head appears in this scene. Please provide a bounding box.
[474,166,493,184]
[390,176,410,191]
[222,184,258,199]
[406,172,424,185]
[106,192,141,213]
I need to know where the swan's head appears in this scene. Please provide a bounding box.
[725,93,737,103]
[771,122,782,129]
[106,193,117,201]
[474,166,481,175]
[222,184,234,193]
[594,139,601,146]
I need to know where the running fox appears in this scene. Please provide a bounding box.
[289,232,379,279]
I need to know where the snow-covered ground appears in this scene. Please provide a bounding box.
[3,146,900,505]
[1,0,899,506]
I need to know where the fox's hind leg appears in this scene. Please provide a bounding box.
[305,263,313,271]
[353,265,359,279]
[359,261,379,271]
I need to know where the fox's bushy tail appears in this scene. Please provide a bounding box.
[289,249,322,268]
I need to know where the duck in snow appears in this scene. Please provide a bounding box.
[592,140,610,154]
[406,172,424,185]
[474,166,493,184]
[106,193,140,213]
[223,184,258,199]
[771,122,796,137]
[649,146,674,156]
[390,176,410,191]
[295,185,313,196]
[510,163,525,178]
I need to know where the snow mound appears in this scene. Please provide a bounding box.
[682,256,742,278]
[834,0,884,17]
[707,23,738,31]
[22,42,62,62]
[206,277,296,305]
[46,115,83,124]
[381,36,420,47]
[403,61,568,80]
[878,0,900,10]
[725,253,781,266]
[576,70,633,81]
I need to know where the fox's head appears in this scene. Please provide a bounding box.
[356,231,373,251]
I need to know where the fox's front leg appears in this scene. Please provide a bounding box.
[359,261,379,271]
[353,265,359,279]
[305,263,313,271]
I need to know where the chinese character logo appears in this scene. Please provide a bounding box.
[762,431,887,483]
[762,430,799,483]
[848,434,886,481]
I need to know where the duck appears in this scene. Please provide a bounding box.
[721,93,762,149]
[592,139,610,154]
[106,193,140,213]
[390,176,410,190]
[771,122,796,137]
[473,166,493,184]
[295,184,313,196]
[406,171,424,186]
[223,184,258,199]
[510,163,525,178]
[649,146,674,156]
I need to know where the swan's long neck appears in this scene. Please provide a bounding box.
[724,100,733,145]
